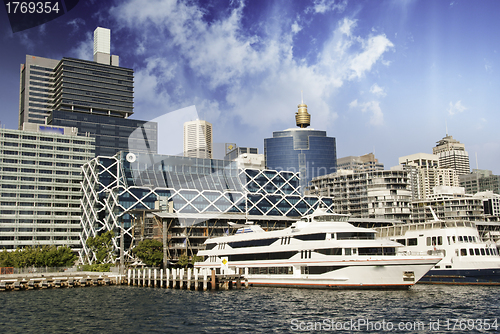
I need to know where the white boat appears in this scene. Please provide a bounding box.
[376,209,500,285]
[194,207,441,289]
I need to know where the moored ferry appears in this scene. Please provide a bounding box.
[194,207,441,289]
[376,211,500,285]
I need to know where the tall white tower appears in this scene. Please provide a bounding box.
[183,120,213,159]
[93,27,119,66]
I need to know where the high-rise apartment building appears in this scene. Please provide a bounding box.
[264,101,336,193]
[433,134,470,175]
[309,169,412,222]
[183,120,213,159]
[0,124,94,250]
[337,153,384,172]
[18,27,157,157]
[398,153,459,200]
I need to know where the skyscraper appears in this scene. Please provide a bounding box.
[433,134,470,176]
[183,119,213,159]
[264,100,336,192]
[18,27,157,157]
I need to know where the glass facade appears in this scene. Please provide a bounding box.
[264,129,337,192]
[52,58,134,118]
[49,110,157,157]
[80,152,334,263]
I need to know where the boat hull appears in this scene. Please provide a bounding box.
[419,268,500,285]
[196,258,440,289]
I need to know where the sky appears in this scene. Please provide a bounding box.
[1,0,499,173]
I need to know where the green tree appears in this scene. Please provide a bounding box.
[132,239,163,267]
[86,231,115,264]
[177,253,190,268]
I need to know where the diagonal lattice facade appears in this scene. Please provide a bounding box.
[80,152,334,264]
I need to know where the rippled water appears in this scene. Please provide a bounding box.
[1,285,499,333]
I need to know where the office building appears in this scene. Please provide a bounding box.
[433,134,470,176]
[460,169,500,195]
[337,153,384,172]
[0,124,94,250]
[80,152,333,263]
[309,169,412,222]
[264,100,336,193]
[18,55,60,127]
[18,27,157,157]
[183,120,212,159]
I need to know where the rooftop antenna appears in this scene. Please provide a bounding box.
[445,119,448,136]
[301,90,304,104]
[476,152,479,170]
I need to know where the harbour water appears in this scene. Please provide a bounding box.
[1,285,499,333]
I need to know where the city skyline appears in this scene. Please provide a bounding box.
[1,0,499,173]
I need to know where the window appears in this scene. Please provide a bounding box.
[407,238,418,246]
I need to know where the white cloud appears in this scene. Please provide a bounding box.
[67,18,86,34]
[349,100,384,126]
[291,21,302,34]
[348,34,394,79]
[370,83,386,97]
[307,0,347,14]
[108,0,393,138]
[447,100,467,115]
[68,32,93,61]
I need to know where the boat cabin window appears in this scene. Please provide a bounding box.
[358,247,396,256]
[458,236,463,242]
[337,232,375,240]
[407,238,418,246]
[461,249,467,256]
[205,243,217,250]
[480,249,486,256]
[316,248,342,256]
[294,233,326,241]
[396,238,406,246]
[228,238,279,248]
[452,236,456,243]
[475,248,480,256]
[427,236,443,246]
[345,248,352,255]
[469,249,474,256]
[486,248,491,255]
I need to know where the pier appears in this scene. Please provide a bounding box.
[127,267,248,291]
[0,271,119,292]
[0,268,248,292]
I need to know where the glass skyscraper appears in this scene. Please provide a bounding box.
[264,102,336,192]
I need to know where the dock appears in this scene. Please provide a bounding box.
[127,267,248,291]
[0,271,118,292]
[0,268,247,292]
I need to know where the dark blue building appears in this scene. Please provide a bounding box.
[264,102,336,192]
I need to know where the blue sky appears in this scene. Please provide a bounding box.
[1,0,499,173]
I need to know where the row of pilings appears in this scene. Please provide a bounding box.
[128,267,248,291]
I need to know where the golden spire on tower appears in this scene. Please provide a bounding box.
[295,90,310,128]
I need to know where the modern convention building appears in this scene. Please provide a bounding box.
[18,27,157,157]
[264,100,336,193]
[80,152,334,264]
[0,124,94,250]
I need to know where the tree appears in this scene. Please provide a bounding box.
[132,239,163,267]
[86,231,115,264]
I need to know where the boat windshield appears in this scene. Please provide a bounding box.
[315,215,349,222]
